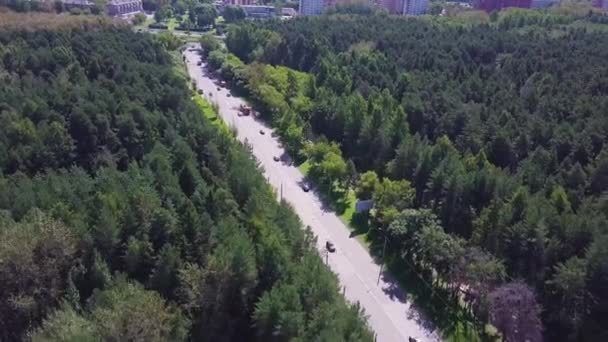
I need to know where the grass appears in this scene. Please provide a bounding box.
[193,95,231,134]
[171,50,230,136]
[170,51,188,80]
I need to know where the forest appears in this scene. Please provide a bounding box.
[0,15,373,341]
[203,8,608,342]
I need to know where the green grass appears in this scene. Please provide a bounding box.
[170,51,188,80]
[193,95,230,133]
[171,50,230,136]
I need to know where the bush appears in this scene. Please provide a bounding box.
[133,13,147,25]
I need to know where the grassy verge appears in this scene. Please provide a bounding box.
[171,50,230,136]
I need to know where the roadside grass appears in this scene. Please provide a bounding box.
[193,95,231,135]
[171,50,230,135]
[170,51,188,80]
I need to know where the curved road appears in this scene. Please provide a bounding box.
[183,44,442,342]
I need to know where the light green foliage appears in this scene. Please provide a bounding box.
[305,141,348,189]
[356,170,379,200]
[372,178,414,226]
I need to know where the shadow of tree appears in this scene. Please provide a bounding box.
[365,228,494,342]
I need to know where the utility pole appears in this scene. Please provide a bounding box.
[377,235,388,285]
[280,183,283,201]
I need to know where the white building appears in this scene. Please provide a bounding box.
[402,0,427,15]
[299,0,324,15]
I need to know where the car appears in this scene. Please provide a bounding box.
[259,130,265,135]
[326,241,336,253]
[208,92,213,97]
[301,183,310,192]
[196,61,202,66]
[197,89,203,95]
[227,93,231,97]
[273,156,280,162]
[217,87,221,91]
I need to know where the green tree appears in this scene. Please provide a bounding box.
[0,210,77,340]
[223,5,246,23]
[194,4,217,28]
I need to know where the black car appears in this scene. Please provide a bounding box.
[273,156,280,162]
[326,241,336,253]
[196,61,202,66]
[259,129,265,135]
[301,183,310,192]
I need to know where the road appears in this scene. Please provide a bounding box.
[183,44,442,342]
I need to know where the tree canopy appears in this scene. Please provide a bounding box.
[204,10,608,341]
[0,18,372,341]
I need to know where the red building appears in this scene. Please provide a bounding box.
[475,0,531,12]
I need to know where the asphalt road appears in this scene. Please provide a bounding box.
[183,44,442,342]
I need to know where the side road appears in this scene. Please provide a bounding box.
[183,44,442,342]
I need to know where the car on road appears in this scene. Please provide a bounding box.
[326,241,336,253]
[217,87,221,91]
[196,61,202,66]
[301,183,310,192]
[197,89,203,94]
[227,93,231,97]
[259,129,265,135]
[273,156,280,162]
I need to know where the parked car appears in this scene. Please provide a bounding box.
[326,241,336,253]
[301,183,310,192]
[196,61,202,66]
[216,87,221,91]
[259,129,265,135]
[273,156,280,162]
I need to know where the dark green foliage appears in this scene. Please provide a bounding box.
[217,12,608,340]
[0,27,371,341]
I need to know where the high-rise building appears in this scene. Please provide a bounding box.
[474,0,531,12]
[402,0,427,14]
[300,0,324,15]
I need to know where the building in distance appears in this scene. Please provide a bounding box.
[106,0,143,17]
